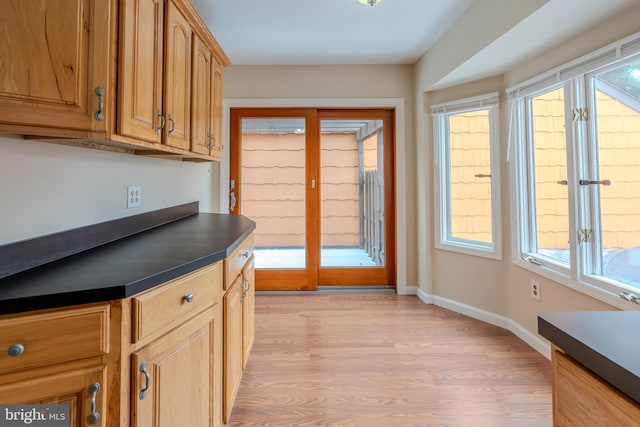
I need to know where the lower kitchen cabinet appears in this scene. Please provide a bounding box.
[223,275,244,423]
[126,262,223,427]
[131,306,219,426]
[552,345,640,426]
[0,244,254,427]
[223,234,256,423]
[0,303,110,426]
[0,367,107,426]
[242,258,255,369]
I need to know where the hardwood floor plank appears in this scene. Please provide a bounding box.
[227,294,552,426]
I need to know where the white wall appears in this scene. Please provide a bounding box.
[223,64,417,287]
[415,4,640,343]
[0,136,217,244]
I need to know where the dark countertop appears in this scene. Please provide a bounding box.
[0,213,255,315]
[538,311,640,405]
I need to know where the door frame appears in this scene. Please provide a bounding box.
[222,98,408,295]
[229,108,319,291]
[317,109,396,287]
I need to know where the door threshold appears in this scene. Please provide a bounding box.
[257,286,395,295]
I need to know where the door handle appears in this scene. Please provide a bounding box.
[229,179,237,212]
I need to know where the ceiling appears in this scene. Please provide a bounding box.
[191,0,473,65]
[191,0,638,88]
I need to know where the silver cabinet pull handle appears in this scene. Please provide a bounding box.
[207,132,216,150]
[167,114,175,137]
[87,382,100,425]
[240,251,250,259]
[183,293,194,303]
[139,361,150,400]
[8,344,24,357]
[94,87,104,121]
[156,110,165,134]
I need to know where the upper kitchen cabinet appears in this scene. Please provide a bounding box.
[191,35,223,158]
[117,0,164,144]
[0,0,111,135]
[163,1,192,150]
[119,0,191,150]
[118,0,227,160]
[0,0,229,162]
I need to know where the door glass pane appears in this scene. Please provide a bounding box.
[448,109,492,244]
[594,59,640,287]
[320,119,384,267]
[530,88,570,264]
[241,118,306,269]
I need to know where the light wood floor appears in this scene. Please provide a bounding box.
[227,293,552,426]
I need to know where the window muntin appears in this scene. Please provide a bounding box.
[433,94,501,259]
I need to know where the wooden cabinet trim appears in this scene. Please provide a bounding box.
[131,262,222,344]
[224,234,254,290]
[0,303,110,374]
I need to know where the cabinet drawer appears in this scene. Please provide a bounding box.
[0,304,109,374]
[132,262,222,343]
[224,234,253,290]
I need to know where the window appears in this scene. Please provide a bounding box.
[510,32,640,305]
[522,86,572,273]
[433,93,502,259]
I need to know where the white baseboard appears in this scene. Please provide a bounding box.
[416,288,433,304]
[432,295,511,329]
[415,293,551,360]
[400,285,419,296]
[508,319,551,360]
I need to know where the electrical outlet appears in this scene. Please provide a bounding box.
[530,279,541,301]
[127,185,141,208]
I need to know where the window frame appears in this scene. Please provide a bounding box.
[432,93,502,260]
[509,31,640,308]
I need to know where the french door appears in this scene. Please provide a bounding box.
[230,108,395,291]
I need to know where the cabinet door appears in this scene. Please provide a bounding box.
[553,349,640,426]
[163,0,192,150]
[223,276,243,423]
[118,0,164,143]
[242,259,255,369]
[0,0,110,133]
[210,58,224,158]
[131,307,216,427]
[0,366,107,427]
[191,34,213,156]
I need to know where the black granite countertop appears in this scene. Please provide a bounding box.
[0,211,255,315]
[538,311,640,405]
